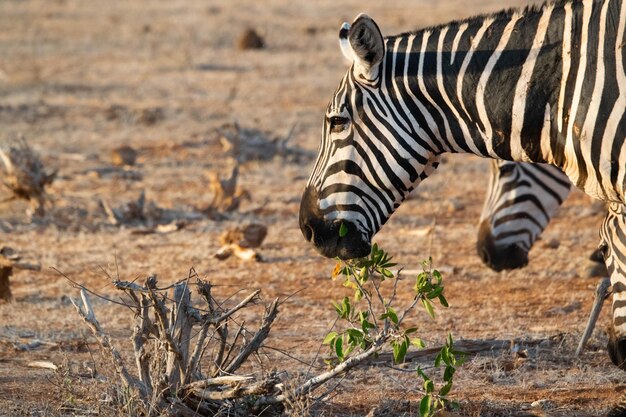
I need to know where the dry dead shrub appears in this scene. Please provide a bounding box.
[70,274,284,416]
[0,138,56,219]
[204,163,249,215]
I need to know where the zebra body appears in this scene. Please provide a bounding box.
[298,0,626,402]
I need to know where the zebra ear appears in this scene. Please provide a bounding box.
[338,22,354,62]
[347,14,384,82]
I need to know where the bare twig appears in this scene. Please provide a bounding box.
[190,374,279,401]
[71,289,148,399]
[133,294,153,391]
[212,290,260,324]
[224,298,279,374]
[220,321,244,373]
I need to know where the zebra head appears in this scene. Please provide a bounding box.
[477,160,571,271]
[299,15,439,259]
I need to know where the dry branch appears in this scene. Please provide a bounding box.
[224,297,279,374]
[368,338,547,365]
[191,374,279,401]
[71,289,148,399]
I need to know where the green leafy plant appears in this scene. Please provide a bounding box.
[324,244,463,416]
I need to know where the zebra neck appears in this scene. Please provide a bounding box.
[386,0,609,166]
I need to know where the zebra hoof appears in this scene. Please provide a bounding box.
[608,336,626,371]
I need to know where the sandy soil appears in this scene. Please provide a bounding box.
[0,0,623,416]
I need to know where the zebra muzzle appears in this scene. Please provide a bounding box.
[476,220,529,271]
[299,186,371,260]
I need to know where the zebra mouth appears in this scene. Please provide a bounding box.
[302,217,371,260]
[299,186,372,260]
[476,221,529,271]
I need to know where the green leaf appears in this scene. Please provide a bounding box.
[393,339,408,364]
[411,338,426,349]
[346,328,363,342]
[404,327,418,335]
[443,365,456,382]
[422,298,435,319]
[361,319,375,333]
[332,301,342,316]
[416,366,429,381]
[381,268,394,278]
[439,381,453,397]
[434,352,442,368]
[438,294,449,308]
[441,347,452,366]
[423,379,434,393]
[334,336,344,360]
[323,331,338,345]
[426,286,444,299]
[386,307,399,325]
[339,222,348,237]
[419,395,431,417]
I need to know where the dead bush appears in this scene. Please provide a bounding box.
[0,139,56,219]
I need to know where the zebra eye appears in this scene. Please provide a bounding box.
[328,116,349,133]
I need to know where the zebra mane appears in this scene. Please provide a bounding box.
[390,0,588,38]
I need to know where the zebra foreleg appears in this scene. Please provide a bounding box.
[601,205,626,371]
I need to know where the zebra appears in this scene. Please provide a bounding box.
[297,1,626,413]
[478,160,572,271]
[479,160,611,356]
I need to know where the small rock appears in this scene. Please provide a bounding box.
[531,399,551,409]
[446,198,464,212]
[0,246,19,261]
[236,28,264,50]
[304,25,318,35]
[111,145,138,166]
[137,107,164,125]
[541,238,560,249]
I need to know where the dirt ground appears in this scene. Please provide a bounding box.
[1,0,624,416]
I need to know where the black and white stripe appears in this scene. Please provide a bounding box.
[299,0,626,401]
[477,160,571,271]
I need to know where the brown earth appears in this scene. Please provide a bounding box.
[0,0,622,416]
